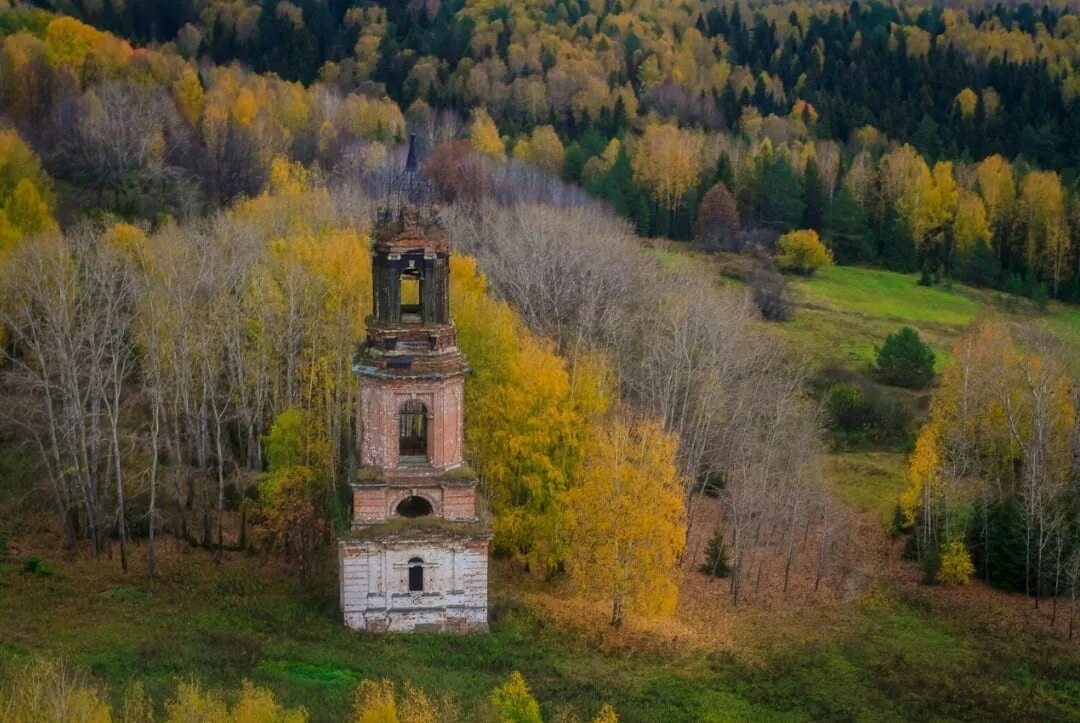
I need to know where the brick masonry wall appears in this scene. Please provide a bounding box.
[358,375,465,470]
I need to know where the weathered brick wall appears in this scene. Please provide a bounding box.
[358,375,465,470]
[441,485,476,519]
[351,484,478,524]
[340,538,489,633]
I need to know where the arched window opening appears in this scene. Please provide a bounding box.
[400,266,423,323]
[408,557,424,592]
[398,400,428,461]
[396,495,433,518]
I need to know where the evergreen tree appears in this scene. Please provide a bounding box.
[802,158,826,231]
[826,188,871,264]
[761,156,804,232]
[699,530,731,578]
[878,206,917,271]
[876,327,935,388]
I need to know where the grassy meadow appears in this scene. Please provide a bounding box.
[782,265,1080,369]
[2,538,1080,722]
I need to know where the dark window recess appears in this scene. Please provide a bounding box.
[408,558,424,592]
[399,399,428,457]
[396,496,433,518]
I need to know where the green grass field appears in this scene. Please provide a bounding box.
[781,265,1080,369]
[2,545,1080,722]
[825,452,909,526]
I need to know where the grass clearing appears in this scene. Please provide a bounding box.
[2,538,1080,722]
[778,265,1080,369]
[825,452,908,526]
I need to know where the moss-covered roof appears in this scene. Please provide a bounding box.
[353,464,477,485]
[344,515,490,542]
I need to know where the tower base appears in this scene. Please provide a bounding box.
[339,528,489,634]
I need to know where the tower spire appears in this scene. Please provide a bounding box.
[405,132,418,174]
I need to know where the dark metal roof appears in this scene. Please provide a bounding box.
[404,132,418,174]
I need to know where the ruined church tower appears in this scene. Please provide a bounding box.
[339,138,490,633]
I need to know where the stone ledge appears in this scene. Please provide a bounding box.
[342,515,492,542]
[354,464,478,485]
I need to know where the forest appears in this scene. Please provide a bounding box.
[0,0,1079,720]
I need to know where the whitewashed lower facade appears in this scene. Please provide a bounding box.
[339,533,489,633]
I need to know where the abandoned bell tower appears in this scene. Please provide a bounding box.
[339,137,490,633]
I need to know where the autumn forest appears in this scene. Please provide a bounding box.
[1,0,1080,721]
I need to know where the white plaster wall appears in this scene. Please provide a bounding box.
[340,539,488,633]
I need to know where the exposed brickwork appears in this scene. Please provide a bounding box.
[357,375,465,471]
[340,211,489,635]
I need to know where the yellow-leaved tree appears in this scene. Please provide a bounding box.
[630,122,703,224]
[776,229,833,276]
[469,107,504,159]
[0,128,57,253]
[451,255,611,573]
[564,416,686,626]
[1019,170,1072,297]
[351,679,455,723]
[488,672,541,723]
[512,125,565,176]
[164,680,308,723]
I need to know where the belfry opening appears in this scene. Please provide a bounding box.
[396,496,433,518]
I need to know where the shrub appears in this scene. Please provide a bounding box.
[748,263,793,321]
[23,555,56,576]
[0,657,111,722]
[593,704,619,723]
[814,368,915,448]
[699,531,731,578]
[890,506,912,537]
[825,383,870,432]
[938,540,975,585]
[875,327,935,388]
[351,678,456,722]
[489,672,542,723]
[776,229,833,276]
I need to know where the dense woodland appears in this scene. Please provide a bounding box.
[1,1,1080,718]
[6,0,1079,299]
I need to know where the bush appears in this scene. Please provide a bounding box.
[776,229,833,276]
[489,672,542,723]
[825,383,870,432]
[875,327,935,388]
[699,531,731,578]
[890,506,913,537]
[817,371,915,448]
[938,540,975,585]
[23,555,56,576]
[748,263,793,321]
